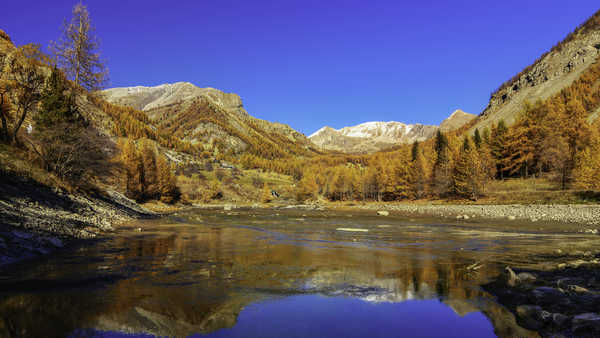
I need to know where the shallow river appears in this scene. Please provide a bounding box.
[1,208,599,337]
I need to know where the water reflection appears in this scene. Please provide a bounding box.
[2,209,592,337]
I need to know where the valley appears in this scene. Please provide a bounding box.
[1,3,600,338]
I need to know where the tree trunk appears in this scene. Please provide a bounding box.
[12,107,27,143]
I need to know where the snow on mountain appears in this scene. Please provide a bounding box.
[309,110,476,154]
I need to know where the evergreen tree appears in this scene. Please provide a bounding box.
[35,67,78,129]
[33,66,98,181]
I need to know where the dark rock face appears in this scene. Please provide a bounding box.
[484,263,600,337]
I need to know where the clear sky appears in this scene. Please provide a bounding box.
[3,1,599,135]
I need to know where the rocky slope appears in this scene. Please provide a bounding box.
[103,82,317,158]
[471,10,600,132]
[309,109,475,153]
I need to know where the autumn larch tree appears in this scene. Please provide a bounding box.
[51,2,108,91]
[432,130,452,197]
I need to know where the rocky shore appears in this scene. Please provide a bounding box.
[0,173,155,267]
[484,262,600,337]
[359,203,600,226]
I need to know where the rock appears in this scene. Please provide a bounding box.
[572,313,600,333]
[567,285,590,293]
[516,305,543,329]
[531,287,568,306]
[46,237,63,248]
[517,272,536,284]
[377,211,389,216]
[539,310,552,322]
[552,313,569,327]
[516,305,542,318]
[508,215,517,220]
[463,215,470,220]
[503,266,519,287]
[336,228,369,232]
[456,215,463,220]
[223,205,232,211]
[11,230,32,239]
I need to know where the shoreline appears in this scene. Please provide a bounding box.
[344,203,600,228]
[0,174,156,268]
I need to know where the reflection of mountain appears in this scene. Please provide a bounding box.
[0,213,537,337]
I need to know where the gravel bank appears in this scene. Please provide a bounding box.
[359,204,600,226]
[0,173,155,267]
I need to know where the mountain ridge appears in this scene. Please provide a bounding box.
[309,109,475,153]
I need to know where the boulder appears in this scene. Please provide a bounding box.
[552,313,569,327]
[377,211,389,216]
[515,305,543,329]
[572,313,600,333]
[502,266,519,287]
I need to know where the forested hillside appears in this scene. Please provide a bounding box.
[2,5,600,207]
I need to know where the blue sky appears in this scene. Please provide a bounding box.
[3,1,599,135]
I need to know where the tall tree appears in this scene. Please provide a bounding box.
[490,120,508,179]
[453,138,486,200]
[572,128,600,190]
[51,2,108,91]
[409,141,427,199]
[473,129,482,149]
[432,130,452,197]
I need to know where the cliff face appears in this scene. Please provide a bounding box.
[472,11,600,131]
[103,83,316,157]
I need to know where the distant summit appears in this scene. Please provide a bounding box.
[309,110,475,154]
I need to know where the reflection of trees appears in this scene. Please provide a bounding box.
[0,219,537,337]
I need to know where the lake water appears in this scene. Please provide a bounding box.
[1,208,597,337]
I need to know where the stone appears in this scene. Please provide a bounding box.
[508,215,517,220]
[531,287,568,306]
[572,313,600,333]
[377,211,389,216]
[463,215,470,220]
[456,215,463,220]
[503,266,519,287]
[552,313,569,327]
[517,272,536,284]
[224,205,232,211]
[567,285,590,293]
[515,305,543,329]
[46,237,63,248]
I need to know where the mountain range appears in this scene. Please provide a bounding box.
[102,82,318,158]
[308,110,475,153]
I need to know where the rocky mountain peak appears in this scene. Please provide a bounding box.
[309,110,475,154]
[102,82,244,114]
[440,109,476,132]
